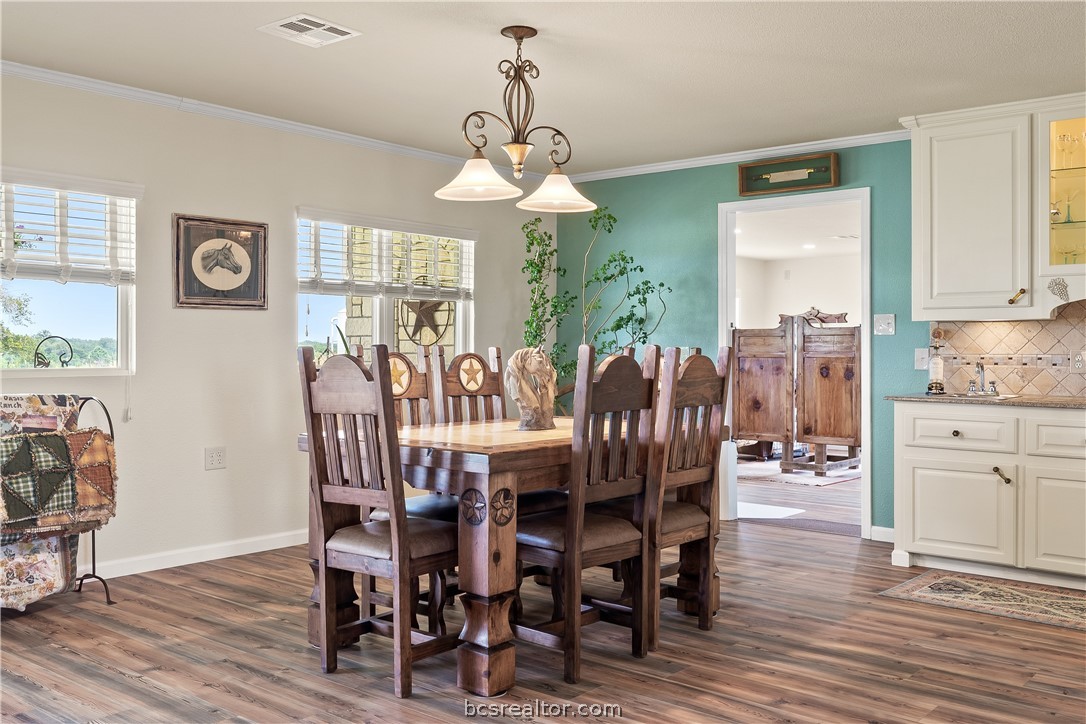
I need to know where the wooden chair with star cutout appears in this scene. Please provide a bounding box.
[432,347,507,423]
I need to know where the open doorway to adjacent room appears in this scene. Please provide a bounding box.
[718,188,871,538]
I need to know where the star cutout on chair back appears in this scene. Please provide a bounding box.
[388,356,411,396]
[459,357,484,391]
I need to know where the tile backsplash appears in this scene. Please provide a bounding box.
[932,300,1086,397]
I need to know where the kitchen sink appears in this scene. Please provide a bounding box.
[940,393,1020,401]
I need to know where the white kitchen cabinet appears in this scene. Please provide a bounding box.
[903,94,1086,321]
[893,400,1085,578]
[1022,465,1086,576]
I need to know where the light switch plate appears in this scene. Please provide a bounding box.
[914,348,929,370]
[874,313,896,336]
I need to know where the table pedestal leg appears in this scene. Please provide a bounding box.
[456,472,517,696]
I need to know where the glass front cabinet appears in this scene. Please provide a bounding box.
[1037,105,1086,279]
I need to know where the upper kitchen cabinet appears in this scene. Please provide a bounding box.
[903,94,1086,321]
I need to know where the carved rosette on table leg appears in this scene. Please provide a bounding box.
[456,474,518,696]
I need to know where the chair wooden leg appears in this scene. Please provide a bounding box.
[562,565,581,684]
[428,570,448,636]
[511,562,524,625]
[319,563,338,673]
[360,573,375,618]
[409,578,421,631]
[697,537,714,631]
[392,574,413,699]
[649,546,662,651]
[631,555,649,659]
[550,567,564,622]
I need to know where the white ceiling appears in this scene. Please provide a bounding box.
[1,2,1084,176]
[735,201,860,260]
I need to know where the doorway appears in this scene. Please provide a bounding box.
[717,188,872,538]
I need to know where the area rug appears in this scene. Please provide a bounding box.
[737,459,859,487]
[881,571,1086,631]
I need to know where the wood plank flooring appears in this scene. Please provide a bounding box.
[3,524,1084,722]
[738,463,862,525]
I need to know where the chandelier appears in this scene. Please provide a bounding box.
[434,26,596,213]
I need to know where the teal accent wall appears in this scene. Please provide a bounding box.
[556,141,927,529]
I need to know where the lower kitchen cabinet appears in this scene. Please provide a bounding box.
[893,400,1085,577]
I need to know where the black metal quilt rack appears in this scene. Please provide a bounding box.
[72,396,116,605]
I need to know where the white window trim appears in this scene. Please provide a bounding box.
[1,167,141,375]
[296,207,476,355]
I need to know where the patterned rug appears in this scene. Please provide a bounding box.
[881,571,1086,631]
[737,459,859,487]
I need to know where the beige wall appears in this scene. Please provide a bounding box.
[736,253,861,329]
[1,76,550,576]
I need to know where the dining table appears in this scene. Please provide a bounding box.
[299,417,576,696]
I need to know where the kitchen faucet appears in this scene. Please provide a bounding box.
[975,361,986,392]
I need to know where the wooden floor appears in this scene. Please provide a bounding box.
[3,524,1084,723]
[737,460,862,526]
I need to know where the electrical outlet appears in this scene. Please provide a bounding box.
[204,446,226,470]
[914,348,930,370]
[1074,352,1085,370]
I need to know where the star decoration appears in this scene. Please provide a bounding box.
[389,357,410,395]
[459,357,484,391]
[402,300,447,342]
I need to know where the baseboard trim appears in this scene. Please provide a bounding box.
[869,525,894,543]
[76,529,308,580]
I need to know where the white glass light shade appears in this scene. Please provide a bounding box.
[515,167,597,213]
[435,150,523,201]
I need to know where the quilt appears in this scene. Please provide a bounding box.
[1,426,117,610]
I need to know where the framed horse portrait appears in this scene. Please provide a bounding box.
[173,214,268,309]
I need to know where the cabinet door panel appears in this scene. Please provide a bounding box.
[913,114,1032,318]
[1023,466,1086,576]
[900,457,1017,565]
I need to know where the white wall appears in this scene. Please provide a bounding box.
[736,253,861,329]
[0,76,550,577]
[734,256,768,329]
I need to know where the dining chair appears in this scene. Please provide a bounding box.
[367,346,460,524]
[594,346,730,649]
[433,347,506,422]
[512,343,659,684]
[298,345,461,698]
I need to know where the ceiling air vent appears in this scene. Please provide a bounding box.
[258,15,361,47]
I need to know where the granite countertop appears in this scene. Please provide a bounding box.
[886,394,1086,409]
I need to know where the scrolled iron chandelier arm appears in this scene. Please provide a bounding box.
[525,125,573,168]
[461,110,514,152]
[434,25,595,212]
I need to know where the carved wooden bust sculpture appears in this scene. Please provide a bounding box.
[504,346,557,430]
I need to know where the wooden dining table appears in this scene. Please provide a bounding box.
[299,417,575,696]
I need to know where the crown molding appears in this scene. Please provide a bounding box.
[1,61,544,181]
[568,129,911,184]
[899,92,1086,129]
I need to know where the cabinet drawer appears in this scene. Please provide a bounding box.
[901,410,1017,453]
[1026,418,1086,459]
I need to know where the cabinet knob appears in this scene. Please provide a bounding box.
[992,466,1012,485]
[952,430,961,437]
[1007,288,1026,305]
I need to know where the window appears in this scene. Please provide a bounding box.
[1,169,140,372]
[297,208,475,363]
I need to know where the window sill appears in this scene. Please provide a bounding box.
[1,368,133,379]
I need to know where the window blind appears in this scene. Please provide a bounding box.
[297,213,474,302]
[0,182,137,286]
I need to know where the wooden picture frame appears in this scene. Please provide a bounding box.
[738,152,840,196]
[173,214,267,309]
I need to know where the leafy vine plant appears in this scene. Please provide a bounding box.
[519,207,672,388]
